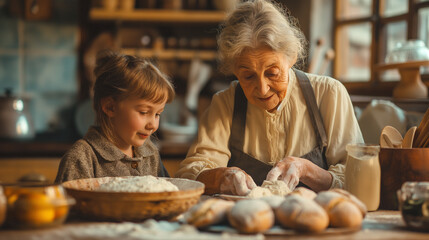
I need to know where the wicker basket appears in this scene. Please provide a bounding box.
[62,176,204,222]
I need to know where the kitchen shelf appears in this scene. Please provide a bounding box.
[90,9,226,23]
[121,48,217,60]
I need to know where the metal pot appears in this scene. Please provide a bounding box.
[0,89,35,139]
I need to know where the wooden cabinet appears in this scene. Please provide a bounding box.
[0,158,61,183]
[79,3,228,98]
[88,8,225,61]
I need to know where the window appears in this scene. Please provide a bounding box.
[334,0,429,95]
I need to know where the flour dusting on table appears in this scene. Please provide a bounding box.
[24,220,264,240]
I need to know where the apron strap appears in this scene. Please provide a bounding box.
[294,69,328,148]
[229,83,247,150]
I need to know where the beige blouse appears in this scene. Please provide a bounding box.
[175,69,364,188]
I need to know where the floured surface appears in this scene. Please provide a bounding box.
[97,176,179,192]
[0,220,264,240]
[206,225,360,236]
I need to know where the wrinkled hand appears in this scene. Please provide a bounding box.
[220,167,257,196]
[266,156,306,191]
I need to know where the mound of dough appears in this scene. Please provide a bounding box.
[247,180,291,198]
[261,180,291,196]
[247,187,273,198]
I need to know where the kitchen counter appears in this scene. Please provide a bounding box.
[0,140,190,183]
[0,210,428,240]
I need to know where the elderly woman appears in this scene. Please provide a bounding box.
[175,0,363,195]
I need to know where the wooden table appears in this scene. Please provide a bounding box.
[1,211,428,240]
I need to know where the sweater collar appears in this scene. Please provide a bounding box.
[83,127,154,162]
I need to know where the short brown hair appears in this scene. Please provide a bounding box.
[93,50,175,141]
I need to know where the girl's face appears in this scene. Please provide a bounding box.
[104,96,165,156]
[233,46,295,112]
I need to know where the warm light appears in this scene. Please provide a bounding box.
[13,100,24,111]
[16,115,29,135]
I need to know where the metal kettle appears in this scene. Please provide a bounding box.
[0,89,35,139]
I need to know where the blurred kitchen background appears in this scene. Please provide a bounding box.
[0,0,428,183]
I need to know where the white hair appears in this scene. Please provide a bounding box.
[217,0,307,74]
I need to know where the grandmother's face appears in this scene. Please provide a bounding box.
[233,46,295,112]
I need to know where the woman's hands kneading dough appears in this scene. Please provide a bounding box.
[196,167,257,195]
[266,157,334,192]
[267,157,305,191]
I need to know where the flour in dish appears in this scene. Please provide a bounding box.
[97,176,179,192]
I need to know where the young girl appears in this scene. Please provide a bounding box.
[55,51,175,183]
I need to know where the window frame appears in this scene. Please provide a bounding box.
[333,0,429,96]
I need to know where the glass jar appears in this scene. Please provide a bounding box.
[3,183,75,229]
[345,143,381,211]
[0,186,6,227]
[397,181,429,231]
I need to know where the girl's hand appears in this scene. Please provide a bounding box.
[266,156,307,191]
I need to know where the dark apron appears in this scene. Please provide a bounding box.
[227,69,328,186]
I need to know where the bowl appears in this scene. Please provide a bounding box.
[62,176,204,222]
[397,181,429,231]
[2,183,75,229]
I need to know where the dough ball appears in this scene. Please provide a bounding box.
[276,195,329,233]
[289,187,317,200]
[227,199,274,234]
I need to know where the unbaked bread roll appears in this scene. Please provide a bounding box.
[275,195,329,233]
[314,190,363,228]
[329,200,363,228]
[184,198,234,228]
[259,195,285,210]
[227,199,274,234]
[288,187,317,200]
[314,191,345,210]
[330,188,367,217]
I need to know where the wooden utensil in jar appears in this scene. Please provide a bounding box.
[380,126,403,148]
[402,126,417,149]
[413,108,429,148]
